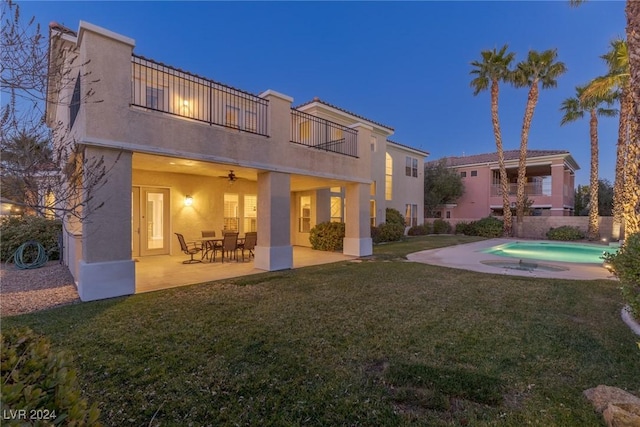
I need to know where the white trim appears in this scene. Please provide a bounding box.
[81,136,372,185]
[297,101,394,135]
[259,89,293,103]
[78,21,135,47]
[348,122,373,131]
[387,140,430,157]
[550,208,564,211]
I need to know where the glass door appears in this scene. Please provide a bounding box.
[133,187,170,256]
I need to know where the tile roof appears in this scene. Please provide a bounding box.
[429,149,572,167]
[387,139,429,157]
[294,97,394,132]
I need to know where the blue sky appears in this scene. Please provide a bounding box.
[19,0,625,186]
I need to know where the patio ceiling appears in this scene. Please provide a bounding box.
[132,152,350,191]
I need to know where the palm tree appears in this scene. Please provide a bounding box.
[561,85,616,240]
[470,45,515,236]
[511,49,567,235]
[583,39,630,238]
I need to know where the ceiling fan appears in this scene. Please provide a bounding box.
[218,169,238,183]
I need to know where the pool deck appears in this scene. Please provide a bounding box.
[407,238,617,281]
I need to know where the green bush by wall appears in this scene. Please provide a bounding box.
[309,221,345,251]
[608,233,640,319]
[0,216,62,262]
[1,327,102,425]
[546,225,585,241]
[385,208,405,226]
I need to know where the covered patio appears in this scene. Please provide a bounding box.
[135,246,357,293]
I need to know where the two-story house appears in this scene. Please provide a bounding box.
[428,150,579,220]
[45,21,427,301]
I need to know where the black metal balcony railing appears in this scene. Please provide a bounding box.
[290,109,358,157]
[490,183,551,197]
[131,55,268,137]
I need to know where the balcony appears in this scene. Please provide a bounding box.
[290,109,358,157]
[490,183,551,197]
[131,55,268,136]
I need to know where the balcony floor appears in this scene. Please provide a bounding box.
[135,246,356,293]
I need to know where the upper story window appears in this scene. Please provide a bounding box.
[370,136,377,152]
[460,171,467,178]
[385,153,393,201]
[69,73,81,128]
[405,157,418,177]
[145,86,165,110]
[470,170,477,177]
[225,105,241,128]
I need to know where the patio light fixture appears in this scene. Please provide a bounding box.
[184,195,193,206]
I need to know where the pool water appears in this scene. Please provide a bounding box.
[482,241,619,264]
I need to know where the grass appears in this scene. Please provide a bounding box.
[3,235,639,426]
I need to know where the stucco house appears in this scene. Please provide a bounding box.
[428,149,579,220]
[45,21,427,301]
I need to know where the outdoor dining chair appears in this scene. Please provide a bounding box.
[175,233,203,264]
[213,232,239,263]
[201,230,219,260]
[239,232,257,261]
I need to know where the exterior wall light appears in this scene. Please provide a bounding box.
[185,195,193,206]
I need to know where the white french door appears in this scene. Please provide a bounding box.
[132,187,170,256]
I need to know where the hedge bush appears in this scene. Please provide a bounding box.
[432,219,452,234]
[408,224,431,236]
[385,208,406,226]
[0,216,62,262]
[372,223,405,244]
[471,217,503,238]
[1,327,102,426]
[309,221,345,251]
[454,221,472,235]
[546,225,585,241]
[607,233,640,319]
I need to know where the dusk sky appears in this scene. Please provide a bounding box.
[18,0,625,186]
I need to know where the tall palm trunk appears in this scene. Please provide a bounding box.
[516,79,539,234]
[612,89,631,236]
[624,0,640,236]
[491,79,512,236]
[588,109,600,240]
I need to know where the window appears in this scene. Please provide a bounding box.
[244,195,257,232]
[404,204,418,227]
[44,191,56,219]
[69,73,81,129]
[299,196,311,232]
[299,120,311,142]
[460,171,467,178]
[370,181,376,197]
[385,153,393,200]
[223,193,239,231]
[330,197,342,222]
[225,105,240,128]
[245,110,257,132]
[446,211,451,219]
[331,127,343,141]
[412,158,418,177]
[370,200,376,227]
[146,86,165,110]
[470,170,477,177]
[406,157,412,176]
[370,136,377,152]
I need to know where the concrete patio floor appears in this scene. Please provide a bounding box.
[135,246,356,293]
[407,238,618,281]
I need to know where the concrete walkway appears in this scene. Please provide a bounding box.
[406,238,617,281]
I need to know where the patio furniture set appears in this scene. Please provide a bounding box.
[175,231,257,264]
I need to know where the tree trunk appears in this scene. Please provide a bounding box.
[516,80,539,235]
[491,79,512,236]
[613,89,631,235]
[588,109,600,240]
[624,0,640,236]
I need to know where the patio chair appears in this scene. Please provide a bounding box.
[239,232,257,261]
[213,232,239,263]
[175,233,202,264]
[201,230,219,260]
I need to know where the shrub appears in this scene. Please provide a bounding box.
[309,221,345,251]
[607,233,640,319]
[0,216,62,262]
[454,221,472,235]
[372,223,405,244]
[432,219,452,234]
[546,225,585,241]
[471,217,503,238]
[385,208,406,226]
[1,327,101,426]
[408,224,431,236]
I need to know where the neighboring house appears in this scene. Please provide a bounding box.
[45,21,427,301]
[428,149,579,219]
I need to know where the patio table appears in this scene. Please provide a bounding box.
[194,237,245,262]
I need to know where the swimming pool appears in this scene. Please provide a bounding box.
[482,241,619,264]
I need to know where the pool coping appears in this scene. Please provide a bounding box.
[406,238,617,281]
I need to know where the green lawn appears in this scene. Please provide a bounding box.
[3,236,639,426]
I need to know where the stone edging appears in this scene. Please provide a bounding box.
[621,305,640,336]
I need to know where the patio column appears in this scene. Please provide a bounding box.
[343,182,373,257]
[550,162,565,216]
[254,171,293,270]
[79,146,135,301]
